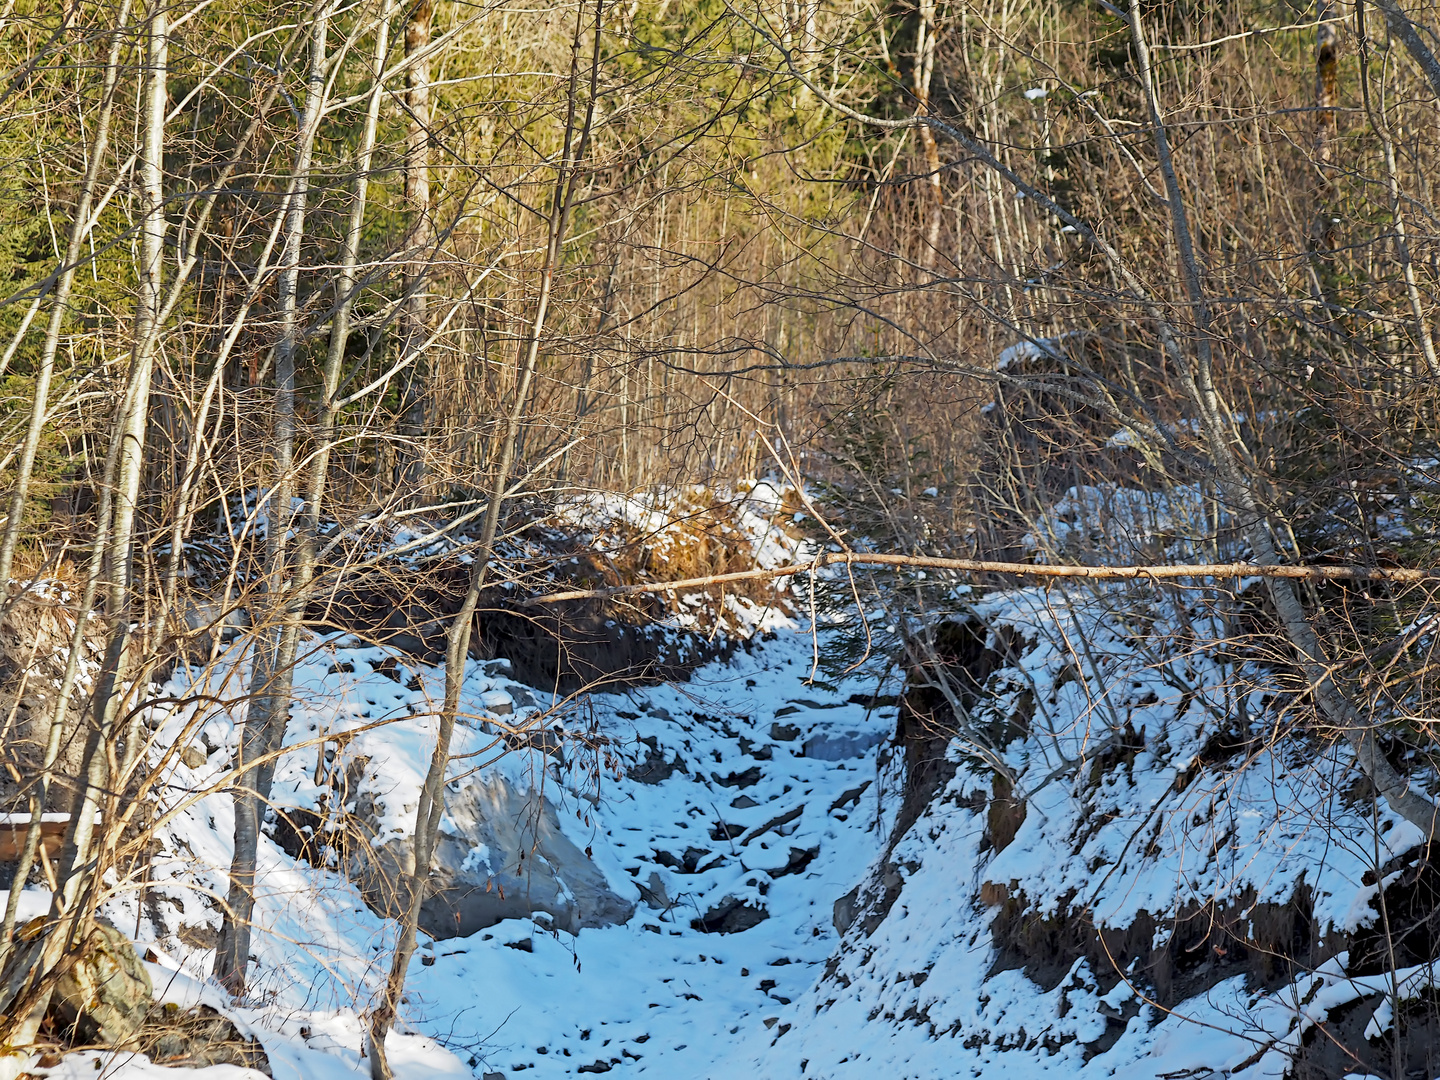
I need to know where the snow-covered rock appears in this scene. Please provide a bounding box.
[351,775,636,938]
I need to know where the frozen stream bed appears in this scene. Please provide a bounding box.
[393,628,896,1078]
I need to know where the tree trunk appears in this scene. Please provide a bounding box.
[367,7,602,1073]
[394,0,433,502]
[1124,0,1438,837]
[1357,4,1440,380]
[1368,0,1440,100]
[0,0,132,585]
[0,5,167,1068]
[214,5,332,996]
[913,0,944,267]
[0,0,134,953]
[1310,0,1339,267]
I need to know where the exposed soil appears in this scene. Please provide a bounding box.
[834,611,1440,1077]
[1292,990,1440,1080]
[311,562,731,692]
[0,588,102,822]
[986,882,1347,1005]
[836,618,1006,938]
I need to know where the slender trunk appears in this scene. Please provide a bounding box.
[1316,0,1339,170]
[1310,0,1339,279]
[0,6,167,1067]
[311,0,394,536]
[394,0,433,501]
[0,0,135,958]
[0,0,132,585]
[1357,5,1440,380]
[1369,0,1440,101]
[913,0,943,267]
[213,6,332,996]
[0,535,110,956]
[153,46,304,648]
[561,252,620,481]
[63,0,168,913]
[367,7,602,1073]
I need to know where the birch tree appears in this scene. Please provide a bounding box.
[213,0,336,995]
[394,0,433,499]
[367,4,603,1072]
[0,3,168,1068]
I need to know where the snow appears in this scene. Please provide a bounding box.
[9,615,898,1078]
[994,332,1090,372]
[1021,482,1210,562]
[7,558,1428,1077]
[995,337,1059,371]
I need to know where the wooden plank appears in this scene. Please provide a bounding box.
[0,817,73,863]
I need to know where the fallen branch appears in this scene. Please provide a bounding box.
[528,553,1440,604]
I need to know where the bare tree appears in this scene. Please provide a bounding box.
[0,3,169,1068]
[214,0,335,995]
[393,0,433,498]
[730,0,1440,843]
[0,1,132,587]
[367,3,603,1072]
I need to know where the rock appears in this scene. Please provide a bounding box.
[52,923,153,1047]
[269,807,339,866]
[712,767,761,788]
[769,723,801,741]
[179,744,207,769]
[638,871,670,911]
[629,737,685,784]
[828,782,871,812]
[802,730,885,761]
[353,775,635,938]
[693,896,768,934]
[479,690,513,716]
[773,846,818,877]
[847,692,898,709]
[833,885,860,934]
[142,1003,271,1075]
[729,794,759,809]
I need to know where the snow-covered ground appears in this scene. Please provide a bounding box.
[13,574,1430,1079]
[19,617,898,1079]
[357,626,896,1078]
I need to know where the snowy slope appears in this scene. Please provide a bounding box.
[403,629,894,1077]
[754,583,1431,1080]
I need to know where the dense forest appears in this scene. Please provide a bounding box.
[0,0,1439,1076]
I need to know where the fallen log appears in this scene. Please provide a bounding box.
[528,552,1440,605]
